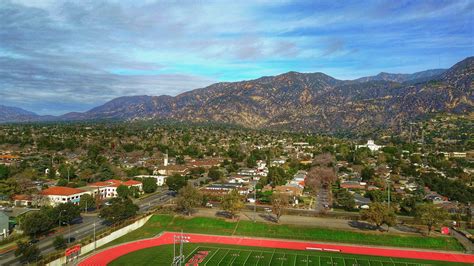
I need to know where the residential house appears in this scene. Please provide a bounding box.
[340,181,366,190]
[0,154,20,166]
[353,193,371,209]
[12,194,34,207]
[273,184,303,196]
[201,183,249,196]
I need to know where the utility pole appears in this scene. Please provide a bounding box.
[93,220,96,250]
[254,182,257,222]
[387,178,391,209]
[421,128,424,145]
[409,123,413,144]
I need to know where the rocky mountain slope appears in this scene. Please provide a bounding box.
[354,69,446,83]
[0,105,40,123]
[2,57,473,132]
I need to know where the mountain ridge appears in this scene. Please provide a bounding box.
[2,57,472,133]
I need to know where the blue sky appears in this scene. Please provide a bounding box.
[0,0,473,115]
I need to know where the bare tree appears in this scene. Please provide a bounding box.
[312,153,334,167]
[307,165,336,212]
[306,166,336,192]
[271,193,289,223]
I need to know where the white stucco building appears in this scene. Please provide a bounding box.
[356,140,383,152]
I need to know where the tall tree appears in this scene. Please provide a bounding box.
[360,202,397,231]
[271,193,289,223]
[79,194,96,211]
[415,204,449,235]
[176,184,203,216]
[55,202,81,225]
[99,198,139,224]
[221,189,244,220]
[267,167,289,187]
[208,167,223,181]
[53,236,67,250]
[142,177,158,193]
[20,211,53,239]
[116,185,130,199]
[335,189,355,211]
[306,166,336,193]
[166,174,187,191]
[15,241,41,263]
[312,153,334,167]
[0,165,10,179]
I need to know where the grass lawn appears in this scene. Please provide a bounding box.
[109,243,469,266]
[103,214,463,252]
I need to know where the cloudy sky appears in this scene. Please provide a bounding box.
[1,0,473,115]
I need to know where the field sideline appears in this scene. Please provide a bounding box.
[78,232,474,265]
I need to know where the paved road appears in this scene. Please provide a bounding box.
[0,189,171,265]
[315,183,331,214]
[451,229,474,254]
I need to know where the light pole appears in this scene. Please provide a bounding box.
[93,219,96,250]
[253,182,257,222]
[66,161,70,183]
[173,231,189,266]
[386,178,391,208]
[58,209,66,228]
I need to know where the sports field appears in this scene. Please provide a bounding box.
[108,243,468,266]
[81,232,474,265]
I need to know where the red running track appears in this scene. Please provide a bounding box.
[79,232,474,265]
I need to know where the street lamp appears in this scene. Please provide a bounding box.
[59,209,71,243]
[253,182,257,222]
[93,220,96,250]
[66,161,70,183]
[386,178,391,208]
[58,209,66,228]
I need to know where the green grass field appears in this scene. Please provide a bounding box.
[108,243,469,266]
[104,214,463,252]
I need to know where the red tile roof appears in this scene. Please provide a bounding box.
[89,179,141,188]
[0,155,20,160]
[123,180,142,186]
[89,181,115,187]
[41,186,86,196]
[12,194,32,201]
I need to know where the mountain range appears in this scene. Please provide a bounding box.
[1,57,473,132]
